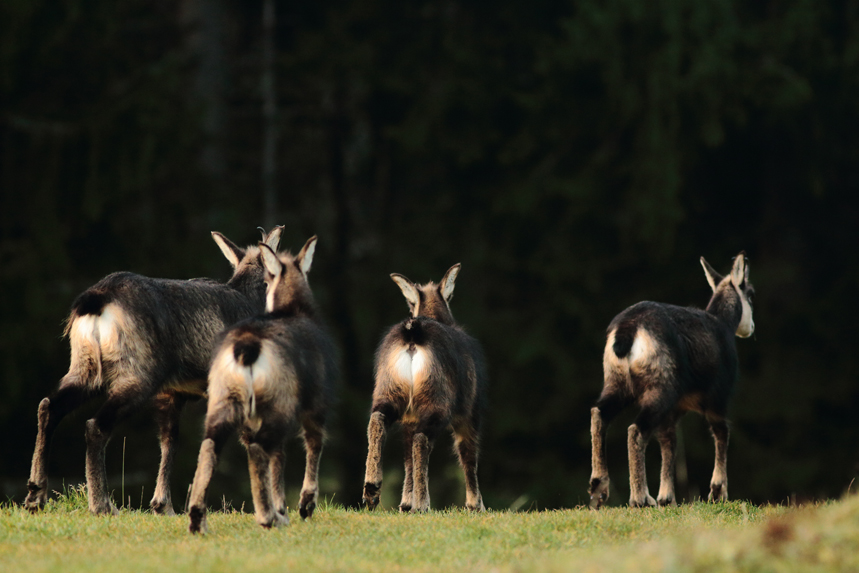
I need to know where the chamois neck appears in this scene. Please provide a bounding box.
[705,286,742,331]
[227,266,267,306]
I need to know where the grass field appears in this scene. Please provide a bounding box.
[1,487,858,572]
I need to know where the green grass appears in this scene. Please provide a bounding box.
[1,488,858,572]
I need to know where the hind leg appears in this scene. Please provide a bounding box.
[299,416,325,519]
[150,392,189,515]
[589,390,632,509]
[707,416,729,502]
[86,384,154,515]
[25,380,92,512]
[453,422,484,511]
[363,404,400,509]
[188,400,241,534]
[399,425,415,512]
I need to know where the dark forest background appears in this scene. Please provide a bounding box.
[1,0,858,511]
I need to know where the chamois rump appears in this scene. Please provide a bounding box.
[589,252,755,509]
[25,227,283,516]
[363,264,487,513]
[188,236,337,533]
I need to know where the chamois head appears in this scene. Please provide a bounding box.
[211,226,284,286]
[700,252,755,338]
[390,263,460,325]
[259,236,317,314]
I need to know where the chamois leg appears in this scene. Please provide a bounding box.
[188,401,241,534]
[589,390,630,509]
[299,417,325,519]
[628,394,673,508]
[656,422,678,507]
[85,385,153,515]
[246,441,288,528]
[25,382,91,512]
[269,442,286,517]
[399,425,415,512]
[707,417,729,502]
[411,415,444,513]
[453,424,484,511]
[363,409,391,509]
[150,392,188,515]
[411,433,435,512]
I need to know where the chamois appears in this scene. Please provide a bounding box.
[589,252,755,509]
[24,227,283,516]
[363,264,487,512]
[188,237,336,533]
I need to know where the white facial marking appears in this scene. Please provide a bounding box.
[735,285,754,338]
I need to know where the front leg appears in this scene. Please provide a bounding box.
[627,424,656,508]
[453,425,484,511]
[247,442,288,528]
[269,442,287,516]
[656,424,677,507]
[299,419,324,519]
[411,433,434,512]
[363,410,388,509]
[708,418,729,502]
[150,392,187,516]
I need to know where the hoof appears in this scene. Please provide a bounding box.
[299,501,316,520]
[657,495,677,508]
[589,476,610,509]
[466,498,485,512]
[188,507,208,534]
[398,503,412,513]
[629,494,657,508]
[24,482,47,513]
[150,498,176,516]
[260,512,289,529]
[709,483,728,502]
[363,482,380,510]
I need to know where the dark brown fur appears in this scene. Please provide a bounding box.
[363,264,488,512]
[589,253,755,509]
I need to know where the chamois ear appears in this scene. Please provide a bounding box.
[263,225,284,251]
[391,273,420,310]
[295,235,317,275]
[212,232,245,270]
[700,257,723,292]
[440,263,461,302]
[259,243,283,277]
[730,251,747,287]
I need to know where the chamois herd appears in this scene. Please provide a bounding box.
[23,226,756,532]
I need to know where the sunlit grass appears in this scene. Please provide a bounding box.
[1,487,857,572]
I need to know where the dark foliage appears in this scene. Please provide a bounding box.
[2,0,858,508]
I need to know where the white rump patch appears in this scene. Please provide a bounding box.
[628,331,657,365]
[393,346,430,386]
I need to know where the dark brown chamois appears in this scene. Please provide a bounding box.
[188,237,337,533]
[589,252,755,508]
[363,264,487,512]
[25,227,283,516]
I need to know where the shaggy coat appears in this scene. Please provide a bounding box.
[25,227,282,515]
[363,264,487,512]
[188,237,337,533]
[589,252,755,508]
